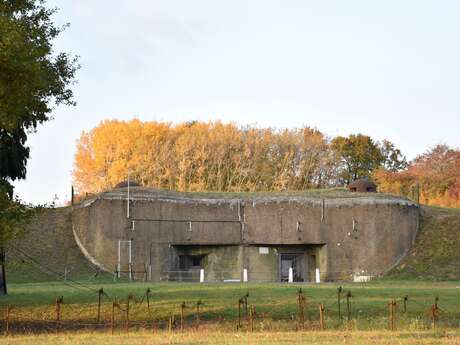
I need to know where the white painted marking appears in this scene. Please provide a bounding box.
[315,268,321,283]
[243,268,248,282]
[288,267,294,283]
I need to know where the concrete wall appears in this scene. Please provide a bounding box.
[72,188,419,282]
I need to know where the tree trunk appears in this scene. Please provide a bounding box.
[0,248,6,295]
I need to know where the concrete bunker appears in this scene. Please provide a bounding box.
[72,188,419,282]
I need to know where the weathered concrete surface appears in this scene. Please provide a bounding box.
[72,188,419,282]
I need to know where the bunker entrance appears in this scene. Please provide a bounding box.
[179,254,205,270]
[169,245,241,282]
[168,245,210,282]
[280,253,303,282]
[272,245,325,282]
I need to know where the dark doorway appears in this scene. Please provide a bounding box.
[280,253,304,282]
[179,254,205,270]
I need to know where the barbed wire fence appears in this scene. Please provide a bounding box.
[3,244,459,334]
[1,284,458,336]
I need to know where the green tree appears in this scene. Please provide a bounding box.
[0,0,79,291]
[380,139,408,172]
[331,134,384,184]
[331,134,407,184]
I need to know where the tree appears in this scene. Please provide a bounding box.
[0,0,79,292]
[73,120,340,194]
[331,134,384,184]
[380,139,407,172]
[330,134,407,184]
[0,0,78,190]
[374,144,460,207]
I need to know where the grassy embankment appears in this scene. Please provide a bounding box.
[386,206,460,281]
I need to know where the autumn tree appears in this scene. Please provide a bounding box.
[375,144,460,207]
[73,120,341,194]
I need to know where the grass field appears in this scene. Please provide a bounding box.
[0,330,459,345]
[0,280,458,334]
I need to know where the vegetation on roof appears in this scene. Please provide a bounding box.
[101,186,409,201]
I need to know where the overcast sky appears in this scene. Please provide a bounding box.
[13,0,460,205]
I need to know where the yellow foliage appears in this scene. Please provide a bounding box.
[72,120,337,194]
[374,145,460,208]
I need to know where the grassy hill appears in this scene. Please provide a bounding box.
[387,206,460,280]
[6,207,107,283]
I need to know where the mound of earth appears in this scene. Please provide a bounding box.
[6,207,103,283]
[387,206,460,280]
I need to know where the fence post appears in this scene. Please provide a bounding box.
[97,288,103,323]
[389,299,396,331]
[243,268,248,282]
[388,299,392,331]
[288,267,293,283]
[319,303,325,330]
[337,286,342,320]
[430,297,439,330]
[180,302,185,331]
[403,295,408,313]
[4,305,11,336]
[393,299,397,331]
[315,268,320,283]
[196,300,202,329]
[237,298,242,330]
[243,292,249,320]
[55,296,63,334]
[249,305,255,332]
[199,269,204,283]
[146,288,151,318]
[110,302,115,335]
[346,291,352,321]
[126,295,132,333]
[297,288,305,330]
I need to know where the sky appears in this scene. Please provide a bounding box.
[13,0,460,205]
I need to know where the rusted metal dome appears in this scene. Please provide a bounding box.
[347,179,377,193]
[114,180,141,189]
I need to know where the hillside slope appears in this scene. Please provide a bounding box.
[6,207,102,283]
[387,206,460,280]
